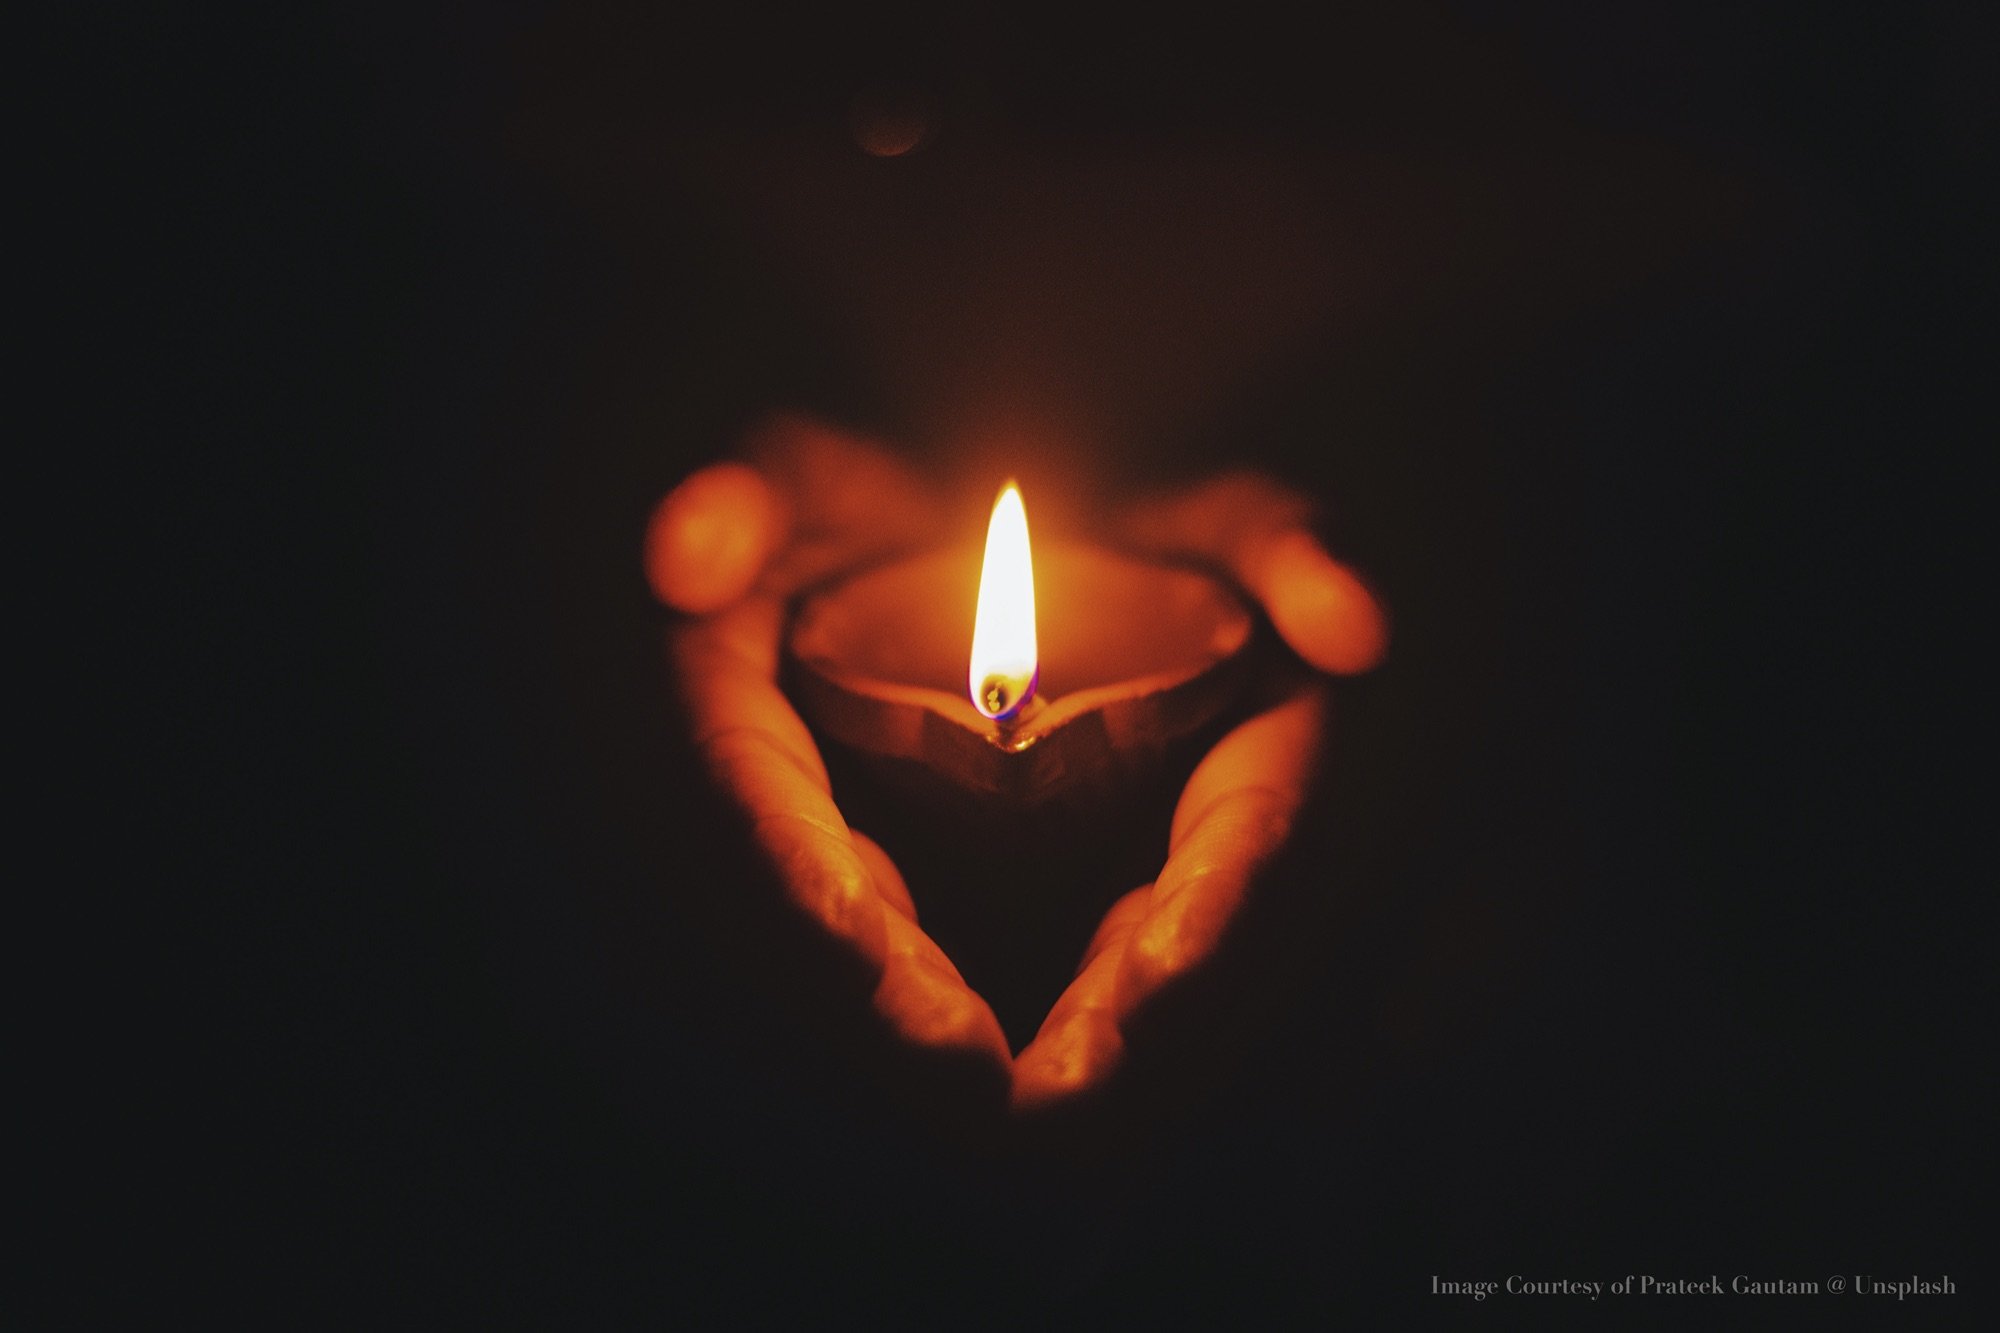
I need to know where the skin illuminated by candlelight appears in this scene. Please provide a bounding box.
[645,413,1387,1117]
[968,482,1038,721]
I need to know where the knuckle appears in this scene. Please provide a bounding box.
[1119,913,1201,1005]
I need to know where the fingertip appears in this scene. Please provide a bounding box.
[875,954,1011,1067]
[644,463,786,613]
[1258,530,1389,675]
[1011,1011,1124,1111]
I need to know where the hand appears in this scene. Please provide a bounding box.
[645,416,1387,1115]
[647,415,1016,1117]
[1009,474,1386,1109]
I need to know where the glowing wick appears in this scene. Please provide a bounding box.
[968,482,1039,722]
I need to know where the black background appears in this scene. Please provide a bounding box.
[123,1,1984,1323]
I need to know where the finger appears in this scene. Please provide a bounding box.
[874,908,1011,1069]
[713,738,890,973]
[1119,473,1388,675]
[1167,679,1326,853]
[645,415,943,613]
[1011,887,1152,1110]
[740,413,945,591]
[672,597,828,791]
[670,606,886,970]
[852,830,918,922]
[1012,688,1327,1107]
[645,462,788,614]
[674,606,1006,1086]
[1112,686,1327,1023]
[1256,530,1390,677]
[1077,883,1156,970]
[742,413,940,546]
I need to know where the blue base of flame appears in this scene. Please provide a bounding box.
[983,667,1040,724]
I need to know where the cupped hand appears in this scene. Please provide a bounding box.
[645,416,1387,1115]
[1008,474,1386,1108]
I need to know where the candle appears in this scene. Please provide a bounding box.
[784,483,1257,807]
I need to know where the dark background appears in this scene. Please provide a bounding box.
[126,0,1984,1323]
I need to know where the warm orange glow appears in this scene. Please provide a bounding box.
[969,482,1038,720]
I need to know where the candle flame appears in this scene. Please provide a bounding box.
[969,482,1038,721]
